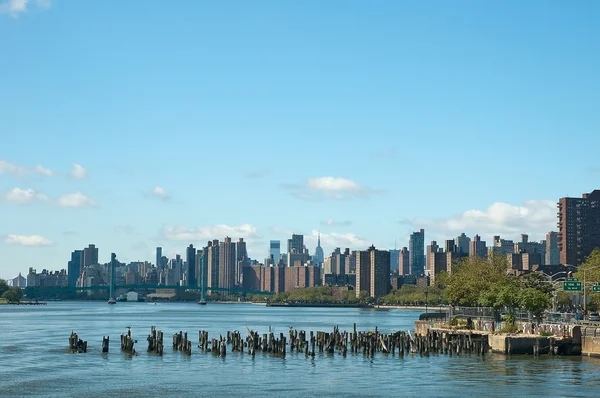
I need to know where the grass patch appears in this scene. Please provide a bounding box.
[0,298,8,305]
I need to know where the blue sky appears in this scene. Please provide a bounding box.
[1,0,599,279]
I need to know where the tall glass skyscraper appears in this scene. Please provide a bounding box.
[269,240,280,265]
[409,229,425,276]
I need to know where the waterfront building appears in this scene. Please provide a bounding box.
[355,250,371,297]
[323,273,356,288]
[186,244,196,287]
[67,250,83,287]
[546,232,559,265]
[219,237,236,290]
[429,251,447,285]
[27,267,68,287]
[409,229,425,276]
[369,245,391,298]
[558,189,600,266]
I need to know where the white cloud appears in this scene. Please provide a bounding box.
[409,199,557,242]
[148,186,169,200]
[284,176,383,200]
[3,188,48,204]
[320,218,352,227]
[164,224,260,243]
[69,164,88,179]
[0,0,50,16]
[57,192,96,208]
[5,234,53,246]
[0,160,53,177]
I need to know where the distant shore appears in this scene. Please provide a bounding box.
[375,305,449,311]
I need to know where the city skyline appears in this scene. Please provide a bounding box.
[1,1,599,278]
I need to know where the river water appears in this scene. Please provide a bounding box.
[1,302,599,397]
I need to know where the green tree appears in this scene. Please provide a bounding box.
[444,253,509,306]
[519,287,551,318]
[2,288,22,303]
[575,249,600,299]
[0,279,9,297]
[519,272,554,296]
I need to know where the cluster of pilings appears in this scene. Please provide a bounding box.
[120,328,136,354]
[147,326,164,356]
[68,325,497,359]
[173,331,192,355]
[420,329,488,356]
[69,331,87,353]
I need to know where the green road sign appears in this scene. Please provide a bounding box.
[566,278,579,282]
[563,281,582,291]
[593,285,600,293]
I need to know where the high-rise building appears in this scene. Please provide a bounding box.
[426,241,439,272]
[558,190,600,266]
[355,250,371,297]
[469,234,487,258]
[219,237,236,290]
[67,250,83,287]
[83,244,98,268]
[346,251,357,274]
[186,244,196,287]
[389,249,400,273]
[236,238,248,285]
[488,235,514,256]
[454,233,471,255]
[313,233,325,265]
[399,247,410,275]
[369,245,391,298]
[206,240,219,289]
[409,229,425,276]
[444,240,456,253]
[269,240,281,265]
[514,234,546,264]
[156,247,162,268]
[546,232,559,265]
[286,234,303,254]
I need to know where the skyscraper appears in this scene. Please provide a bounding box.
[546,232,559,265]
[289,234,304,254]
[186,244,196,287]
[269,240,281,265]
[409,229,425,276]
[206,240,219,289]
[469,234,487,258]
[425,241,439,272]
[314,233,325,265]
[454,233,471,255]
[355,250,371,297]
[389,249,400,273]
[558,190,600,266]
[219,237,236,290]
[67,250,83,287]
[399,247,410,275]
[156,247,162,268]
[369,245,391,298]
[83,244,98,268]
[236,238,248,285]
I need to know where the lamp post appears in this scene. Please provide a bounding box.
[425,287,429,314]
[539,271,569,313]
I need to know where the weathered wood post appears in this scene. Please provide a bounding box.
[102,336,109,353]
